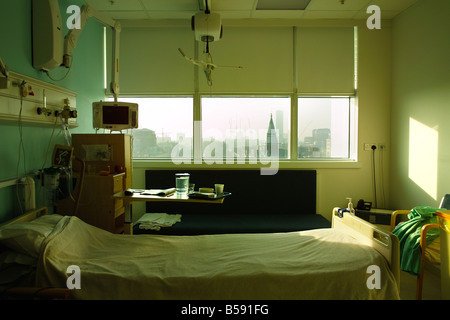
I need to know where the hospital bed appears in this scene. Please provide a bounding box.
[0,206,400,300]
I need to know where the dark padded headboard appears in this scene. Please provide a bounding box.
[145,169,317,216]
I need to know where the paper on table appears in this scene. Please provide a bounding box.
[140,188,176,196]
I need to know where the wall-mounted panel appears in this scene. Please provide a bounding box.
[0,72,77,127]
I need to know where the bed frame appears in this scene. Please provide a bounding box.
[0,206,48,227]
[1,206,400,297]
[0,207,72,300]
[332,207,400,292]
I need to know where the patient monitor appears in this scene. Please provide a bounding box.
[93,101,138,132]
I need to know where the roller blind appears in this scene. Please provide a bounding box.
[119,27,194,94]
[118,26,355,95]
[296,27,355,95]
[199,27,293,93]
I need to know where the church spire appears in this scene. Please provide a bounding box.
[266,113,278,157]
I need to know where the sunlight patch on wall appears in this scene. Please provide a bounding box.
[408,117,438,200]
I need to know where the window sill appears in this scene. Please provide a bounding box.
[132,159,361,170]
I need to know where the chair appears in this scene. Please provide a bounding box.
[390,194,450,300]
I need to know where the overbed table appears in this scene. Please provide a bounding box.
[113,192,225,234]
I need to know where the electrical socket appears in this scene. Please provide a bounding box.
[364,143,387,151]
[364,143,377,151]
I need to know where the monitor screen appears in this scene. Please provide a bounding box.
[102,105,129,125]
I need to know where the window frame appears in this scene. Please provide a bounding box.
[200,95,292,164]
[108,94,359,169]
[297,95,357,161]
[107,95,194,160]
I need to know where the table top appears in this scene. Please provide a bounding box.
[113,192,225,204]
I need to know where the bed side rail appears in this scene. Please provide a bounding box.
[332,207,400,292]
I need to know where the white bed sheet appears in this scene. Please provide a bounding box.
[36,216,400,300]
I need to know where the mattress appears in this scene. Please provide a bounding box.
[35,216,399,300]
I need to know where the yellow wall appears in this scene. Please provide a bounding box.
[390,0,450,209]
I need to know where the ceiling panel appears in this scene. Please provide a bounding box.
[307,0,370,11]
[83,0,421,21]
[368,0,420,11]
[84,0,144,11]
[303,10,360,20]
[256,0,311,10]
[213,0,256,11]
[251,10,306,19]
[106,11,149,20]
[141,0,199,11]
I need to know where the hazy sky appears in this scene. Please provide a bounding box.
[120,97,290,140]
[118,97,349,157]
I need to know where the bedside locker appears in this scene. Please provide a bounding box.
[75,173,126,233]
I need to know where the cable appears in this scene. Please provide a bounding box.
[45,68,71,82]
[36,115,59,207]
[41,116,59,170]
[0,56,9,77]
[44,57,73,82]
[378,145,386,208]
[62,120,72,146]
[371,144,377,208]
[15,81,27,215]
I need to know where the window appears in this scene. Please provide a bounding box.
[114,97,193,159]
[201,97,291,162]
[298,97,352,159]
[109,95,356,163]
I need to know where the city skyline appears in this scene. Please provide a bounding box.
[118,97,349,159]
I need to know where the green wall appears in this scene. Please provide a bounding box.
[390,0,450,209]
[0,0,104,222]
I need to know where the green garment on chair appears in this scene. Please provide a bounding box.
[392,206,441,275]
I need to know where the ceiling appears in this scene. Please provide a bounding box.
[84,0,420,21]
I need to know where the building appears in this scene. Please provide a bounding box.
[266,113,278,157]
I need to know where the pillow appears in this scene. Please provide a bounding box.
[0,214,63,258]
[0,250,37,286]
[0,262,36,286]
[0,250,36,267]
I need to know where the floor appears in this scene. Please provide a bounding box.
[399,268,441,300]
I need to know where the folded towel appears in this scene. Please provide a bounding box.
[138,213,182,231]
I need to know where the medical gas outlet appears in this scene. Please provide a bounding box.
[37,107,52,116]
[54,98,78,124]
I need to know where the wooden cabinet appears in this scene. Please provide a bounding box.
[56,134,132,233]
[75,173,126,233]
[71,134,132,189]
